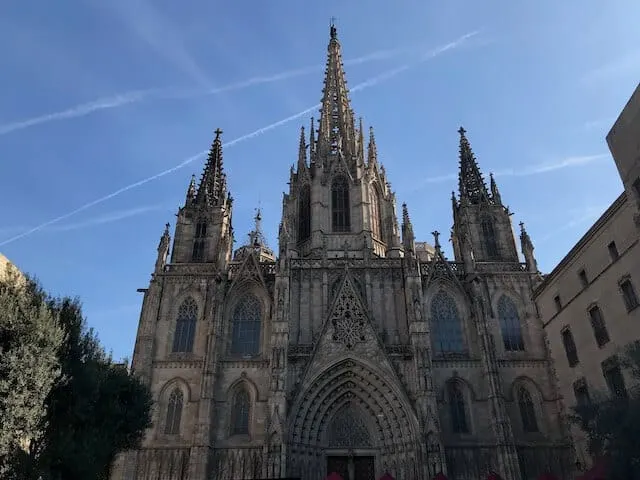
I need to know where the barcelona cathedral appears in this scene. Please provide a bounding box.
[110,25,574,480]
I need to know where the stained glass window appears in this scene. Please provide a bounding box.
[172,297,197,353]
[165,388,183,434]
[231,389,250,435]
[497,295,524,351]
[231,296,262,355]
[326,404,372,447]
[430,291,466,355]
[448,382,469,434]
[332,175,351,232]
[517,387,538,433]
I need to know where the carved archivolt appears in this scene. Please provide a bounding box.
[289,358,419,451]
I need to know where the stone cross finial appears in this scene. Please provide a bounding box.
[214,128,223,137]
[458,126,466,136]
[519,221,525,233]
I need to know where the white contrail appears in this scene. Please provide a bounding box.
[0,45,420,137]
[0,31,478,247]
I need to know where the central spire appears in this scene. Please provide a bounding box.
[317,21,356,162]
[457,126,490,205]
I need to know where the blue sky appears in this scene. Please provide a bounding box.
[1,1,639,361]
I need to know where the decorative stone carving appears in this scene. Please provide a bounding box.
[330,278,367,349]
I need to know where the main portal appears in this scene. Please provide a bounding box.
[326,456,375,480]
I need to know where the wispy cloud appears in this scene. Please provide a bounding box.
[582,51,640,86]
[0,45,424,137]
[411,153,609,190]
[537,205,607,243]
[583,117,615,131]
[0,30,480,247]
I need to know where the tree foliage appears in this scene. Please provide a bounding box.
[570,342,640,479]
[0,276,64,476]
[0,274,152,479]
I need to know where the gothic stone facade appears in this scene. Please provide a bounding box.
[110,26,571,480]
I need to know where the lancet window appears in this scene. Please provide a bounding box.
[370,186,383,240]
[172,297,198,353]
[231,388,250,435]
[481,217,499,259]
[331,175,351,232]
[192,219,207,262]
[448,382,469,434]
[165,388,184,435]
[517,387,539,433]
[498,295,525,351]
[231,295,262,356]
[430,291,466,355]
[298,184,311,242]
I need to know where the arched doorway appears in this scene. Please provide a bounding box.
[324,403,376,480]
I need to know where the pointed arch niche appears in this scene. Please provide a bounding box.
[331,175,351,232]
[509,378,546,435]
[298,183,311,242]
[158,378,191,437]
[369,183,384,241]
[324,402,374,448]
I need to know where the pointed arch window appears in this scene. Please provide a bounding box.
[331,175,351,232]
[517,387,539,433]
[298,184,311,242]
[172,297,198,353]
[370,185,383,240]
[231,388,250,435]
[192,220,207,262]
[231,296,262,356]
[498,295,525,351]
[165,388,184,435]
[481,217,499,260]
[431,291,466,355]
[448,382,469,433]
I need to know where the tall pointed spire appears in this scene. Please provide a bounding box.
[298,126,307,171]
[317,21,356,160]
[457,127,490,205]
[195,128,228,207]
[401,203,415,253]
[368,126,378,167]
[309,117,316,163]
[185,174,197,205]
[489,173,503,206]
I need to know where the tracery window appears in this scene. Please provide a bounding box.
[517,387,539,433]
[326,404,372,447]
[192,220,207,262]
[172,297,197,353]
[481,218,499,260]
[231,388,250,435]
[231,295,262,356]
[165,388,184,435]
[430,291,466,355]
[448,382,469,434]
[370,186,383,240]
[298,184,311,242]
[497,295,525,351]
[331,175,351,232]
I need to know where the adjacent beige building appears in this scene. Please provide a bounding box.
[535,83,640,469]
[0,252,25,286]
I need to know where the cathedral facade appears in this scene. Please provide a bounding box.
[111,25,573,480]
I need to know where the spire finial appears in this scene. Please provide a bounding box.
[457,126,490,205]
[432,230,441,250]
[458,126,466,136]
[195,128,228,207]
[214,127,223,138]
[330,17,337,39]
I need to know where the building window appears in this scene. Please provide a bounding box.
[517,388,539,433]
[231,388,250,435]
[608,241,619,261]
[172,297,198,353]
[481,218,499,260]
[165,388,184,435]
[497,295,525,351]
[573,378,591,408]
[370,186,383,240]
[602,357,627,399]
[553,295,562,312]
[447,382,469,434]
[331,175,351,232]
[620,278,639,311]
[231,295,262,356]
[578,269,588,288]
[588,305,610,347]
[561,328,579,367]
[430,291,466,355]
[192,220,207,262]
[298,184,311,242]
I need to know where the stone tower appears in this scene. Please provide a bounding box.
[110,24,573,480]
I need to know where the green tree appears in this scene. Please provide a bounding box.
[0,275,65,477]
[570,342,640,479]
[32,297,153,480]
